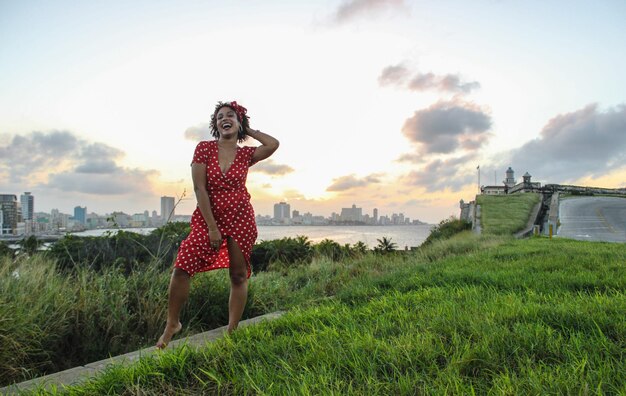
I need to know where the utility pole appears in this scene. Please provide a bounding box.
[477,165,481,192]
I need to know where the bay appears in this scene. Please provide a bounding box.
[72,225,433,249]
[257,225,433,249]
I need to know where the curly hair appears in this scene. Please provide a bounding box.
[210,101,249,142]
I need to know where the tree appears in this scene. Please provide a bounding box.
[374,236,397,254]
[20,235,40,255]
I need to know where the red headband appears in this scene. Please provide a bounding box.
[229,101,247,122]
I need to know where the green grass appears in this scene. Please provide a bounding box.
[0,234,483,387]
[34,236,626,395]
[476,193,541,235]
[0,255,267,386]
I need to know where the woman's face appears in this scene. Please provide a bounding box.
[216,106,240,139]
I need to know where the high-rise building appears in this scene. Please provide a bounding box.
[373,208,378,224]
[0,194,18,235]
[20,192,34,221]
[161,196,175,222]
[340,204,362,222]
[74,206,87,224]
[273,202,290,222]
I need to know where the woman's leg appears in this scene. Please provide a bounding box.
[226,236,248,332]
[156,267,190,348]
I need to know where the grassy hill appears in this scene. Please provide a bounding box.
[12,194,626,394]
[32,235,626,395]
[477,193,541,235]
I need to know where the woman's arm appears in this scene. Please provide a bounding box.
[246,128,279,163]
[191,163,221,249]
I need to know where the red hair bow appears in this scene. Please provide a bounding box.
[230,101,247,121]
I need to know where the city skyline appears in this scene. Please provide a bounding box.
[1,190,424,222]
[1,1,625,224]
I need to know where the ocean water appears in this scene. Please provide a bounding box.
[257,225,433,249]
[72,225,433,249]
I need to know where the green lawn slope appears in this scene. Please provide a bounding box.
[16,194,626,394]
[40,235,626,395]
[477,193,541,235]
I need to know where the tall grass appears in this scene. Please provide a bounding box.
[477,193,540,234]
[49,236,626,394]
[0,255,265,386]
[3,228,407,387]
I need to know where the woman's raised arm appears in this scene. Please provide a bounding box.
[246,128,279,163]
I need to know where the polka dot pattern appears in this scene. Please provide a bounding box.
[174,140,258,278]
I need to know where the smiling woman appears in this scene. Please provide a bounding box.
[157,100,279,349]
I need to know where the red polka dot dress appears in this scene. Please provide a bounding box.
[174,140,258,278]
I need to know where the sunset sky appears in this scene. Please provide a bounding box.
[1,0,625,223]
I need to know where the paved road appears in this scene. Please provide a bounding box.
[558,196,626,242]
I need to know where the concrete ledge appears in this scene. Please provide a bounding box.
[473,205,482,234]
[515,200,543,239]
[1,311,285,395]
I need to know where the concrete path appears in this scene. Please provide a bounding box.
[1,311,285,395]
[558,196,626,242]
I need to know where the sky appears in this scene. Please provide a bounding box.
[1,0,625,223]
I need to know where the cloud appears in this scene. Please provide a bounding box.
[378,64,410,86]
[47,168,158,195]
[0,130,160,196]
[379,64,481,95]
[184,123,212,141]
[396,153,425,164]
[402,100,492,154]
[326,173,383,192]
[75,143,125,174]
[403,155,476,192]
[332,0,407,23]
[251,160,295,176]
[0,130,79,183]
[403,198,436,207]
[502,103,626,182]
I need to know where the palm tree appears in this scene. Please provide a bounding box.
[375,237,397,254]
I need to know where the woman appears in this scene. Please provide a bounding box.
[157,101,279,349]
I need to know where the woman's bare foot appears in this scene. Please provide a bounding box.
[156,321,182,349]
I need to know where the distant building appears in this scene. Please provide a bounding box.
[340,204,362,222]
[20,192,34,221]
[0,195,18,235]
[481,185,507,195]
[273,202,290,223]
[373,208,378,224]
[74,206,87,224]
[161,196,175,222]
[481,167,542,195]
[504,167,516,188]
[110,212,130,227]
[509,172,541,194]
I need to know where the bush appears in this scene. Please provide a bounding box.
[0,241,14,259]
[250,236,314,273]
[19,235,40,255]
[315,239,345,261]
[47,222,190,273]
[421,217,472,246]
